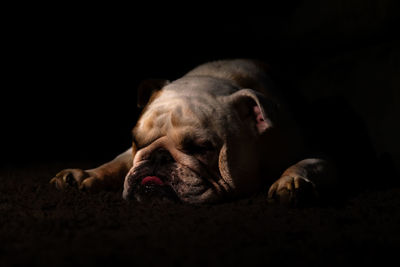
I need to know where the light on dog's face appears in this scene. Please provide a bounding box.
[123,92,229,203]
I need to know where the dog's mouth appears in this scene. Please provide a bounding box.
[123,161,221,204]
[141,176,165,186]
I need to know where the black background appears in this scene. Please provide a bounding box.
[3,1,399,171]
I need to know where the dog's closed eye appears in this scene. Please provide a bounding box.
[181,139,214,155]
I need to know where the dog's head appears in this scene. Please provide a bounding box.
[123,76,277,204]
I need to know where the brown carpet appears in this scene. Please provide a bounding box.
[1,163,399,266]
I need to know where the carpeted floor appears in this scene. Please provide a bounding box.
[1,162,399,266]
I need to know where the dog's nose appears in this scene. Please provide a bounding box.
[150,149,174,165]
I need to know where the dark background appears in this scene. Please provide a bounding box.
[1,1,400,266]
[4,1,399,172]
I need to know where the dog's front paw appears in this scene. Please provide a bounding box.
[267,175,317,206]
[50,169,104,192]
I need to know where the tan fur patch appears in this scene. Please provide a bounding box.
[132,141,138,157]
[132,90,164,147]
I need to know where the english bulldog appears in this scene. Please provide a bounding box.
[50,59,335,205]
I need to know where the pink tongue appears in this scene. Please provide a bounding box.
[141,176,164,186]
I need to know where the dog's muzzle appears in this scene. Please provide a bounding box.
[122,149,180,202]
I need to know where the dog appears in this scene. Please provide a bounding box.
[50,59,335,204]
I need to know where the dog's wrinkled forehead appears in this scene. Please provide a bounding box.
[134,89,227,146]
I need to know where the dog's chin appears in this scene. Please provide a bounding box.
[132,183,181,203]
[125,178,219,204]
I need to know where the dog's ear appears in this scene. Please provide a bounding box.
[137,79,170,108]
[224,89,278,135]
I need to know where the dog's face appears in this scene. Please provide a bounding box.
[123,77,274,204]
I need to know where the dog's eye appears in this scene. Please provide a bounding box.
[182,140,213,155]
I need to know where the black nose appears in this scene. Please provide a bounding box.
[150,149,173,165]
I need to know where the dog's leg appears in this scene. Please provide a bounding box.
[267,158,336,205]
[50,148,133,192]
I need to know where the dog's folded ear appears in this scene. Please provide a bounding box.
[224,89,279,135]
[137,79,170,108]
